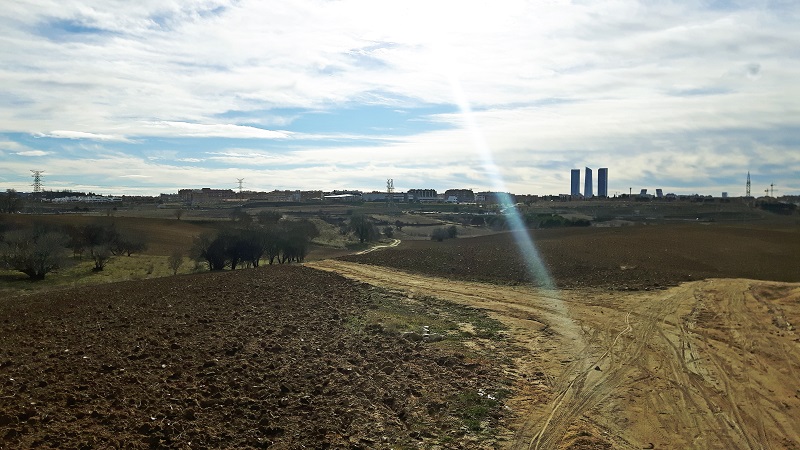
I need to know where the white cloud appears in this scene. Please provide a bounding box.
[140,121,290,139]
[37,130,131,141]
[0,140,33,153]
[15,150,50,156]
[0,1,798,194]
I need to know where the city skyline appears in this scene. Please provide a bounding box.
[1,1,799,197]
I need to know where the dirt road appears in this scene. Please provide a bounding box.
[307,260,800,449]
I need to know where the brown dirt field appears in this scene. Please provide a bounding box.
[341,223,800,290]
[307,261,800,449]
[0,266,509,449]
[0,214,211,256]
[3,220,799,449]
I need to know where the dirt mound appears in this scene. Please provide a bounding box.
[0,266,506,448]
[343,224,800,289]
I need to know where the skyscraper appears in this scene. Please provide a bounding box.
[584,167,593,198]
[597,168,608,197]
[570,169,580,196]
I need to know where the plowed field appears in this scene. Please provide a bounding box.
[2,221,799,449]
[341,224,800,290]
[0,266,508,449]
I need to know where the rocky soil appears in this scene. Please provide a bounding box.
[0,266,507,449]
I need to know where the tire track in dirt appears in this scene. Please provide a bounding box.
[519,284,692,450]
[306,261,800,449]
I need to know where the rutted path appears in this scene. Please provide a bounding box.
[307,260,800,449]
[355,238,401,255]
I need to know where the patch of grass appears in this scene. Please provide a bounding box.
[451,389,508,433]
[362,292,457,335]
[0,254,196,297]
[344,290,507,347]
[418,296,506,340]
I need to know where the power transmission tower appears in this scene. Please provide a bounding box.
[237,178,244,198]
[386,178,394,208]
[746,171,751,197]
[770,183,775,197]
[30,170,44,201]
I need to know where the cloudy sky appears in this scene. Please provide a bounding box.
[1,0,798,196]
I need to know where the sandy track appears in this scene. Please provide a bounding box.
[355,239,401,255]
[307,260,800,449]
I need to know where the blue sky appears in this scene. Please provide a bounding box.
[1,0,798,196]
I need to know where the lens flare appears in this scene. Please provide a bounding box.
[445,74,555,291]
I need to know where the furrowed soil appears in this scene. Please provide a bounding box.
[306,223,800,449]
[0,266,510,449]
[340,224,800,290]
[2,221,799,449]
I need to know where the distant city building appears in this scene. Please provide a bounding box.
[570,169,581,196]
[50,195,121,203]
[656,188,663,198]
[407,189,438,203]
[361,191,405,202]
[323,193,361,202]
[475,192,514,205]
[443,189,475,203]
[179,188,236,205]
[584,167,593,198]
[597,168,608,197]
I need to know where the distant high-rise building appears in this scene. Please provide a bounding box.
[597,168,608,197]
[570,169,581,196]
[584,167,593,198]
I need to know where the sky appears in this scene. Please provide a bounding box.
[1,0,798,197]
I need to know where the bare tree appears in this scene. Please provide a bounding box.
[111,230,147,256]
[0,189,24,213]
[173,209,184,220]
[349,214,378,243]
[90,245,112,271]
[0,228,71,280]
[191,232,228,271]
[168,251,184,275]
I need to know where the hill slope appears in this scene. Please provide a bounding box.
[0,266,507,449]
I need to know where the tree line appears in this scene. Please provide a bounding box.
[191,218,319,271]
[0,220,147,280]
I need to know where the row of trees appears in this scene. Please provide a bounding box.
[191,219,319,271]
[0,189,24,214]
[0,221,147,280]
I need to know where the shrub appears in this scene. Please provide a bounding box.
[430,228,449,242]
[446,225,458,239]
[0,228,71,280]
